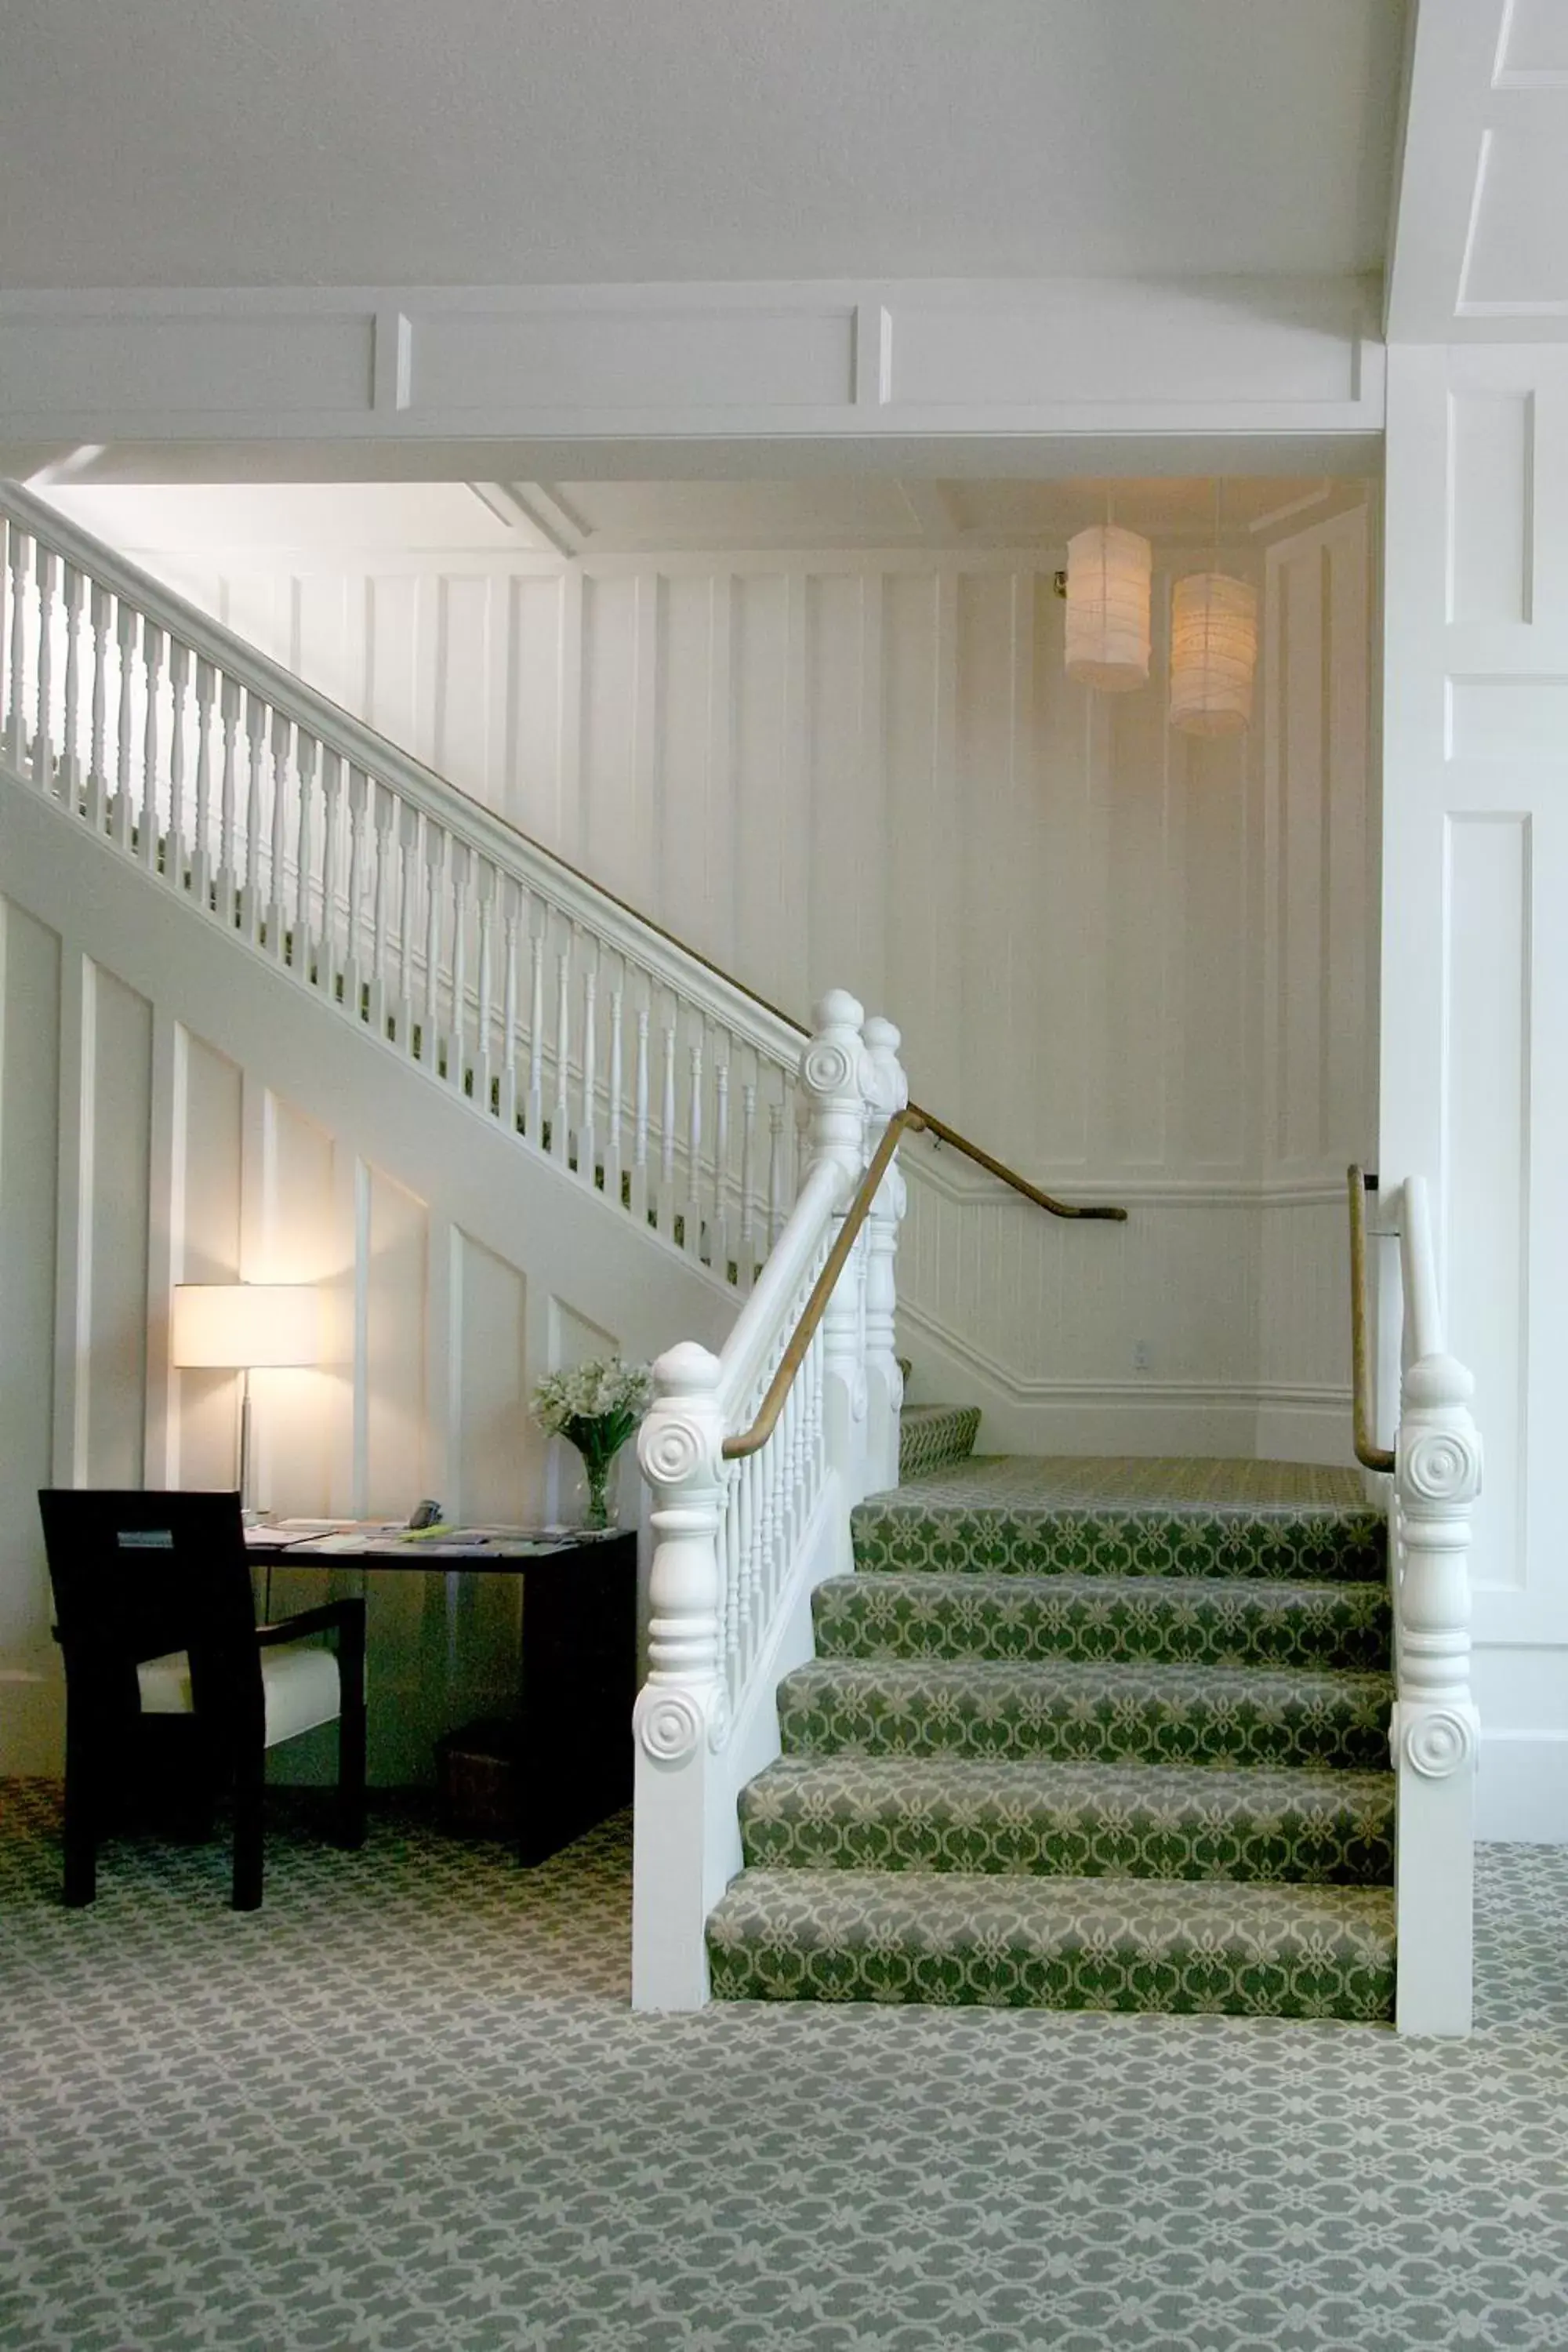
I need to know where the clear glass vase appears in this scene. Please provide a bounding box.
[579,1451,617,1531]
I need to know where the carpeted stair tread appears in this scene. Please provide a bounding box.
[897,1403,982,1481]
[812,1569,1389,1671]
[778,1655,1393,1769]
[855,1454,1384,1583]
[738,1755,1394,1883]
[706,1867,1396,2018]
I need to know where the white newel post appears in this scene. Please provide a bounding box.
[802,989,872,1508]
[862,1014,909,1496]
[1392,1348,1483,2037]
[631,1340,729,2012]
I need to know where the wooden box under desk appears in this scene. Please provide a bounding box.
[244,1525,637,1865]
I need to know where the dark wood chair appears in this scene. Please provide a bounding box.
[38,1489,366,1911]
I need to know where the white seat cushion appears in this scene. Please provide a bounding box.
[136,1642,343,1748]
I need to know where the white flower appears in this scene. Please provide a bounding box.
[530,1356,654,1441]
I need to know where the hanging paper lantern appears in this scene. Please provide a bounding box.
[1169,572,1258,736]
[1064,524,1152,692]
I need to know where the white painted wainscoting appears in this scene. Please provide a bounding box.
[0,771,735,1780]
[48,488,1377,1463]
[1382,346,1568,1842]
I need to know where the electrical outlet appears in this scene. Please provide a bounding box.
[1133,1341,1151,1373]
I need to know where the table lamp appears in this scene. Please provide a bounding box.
[170,1283,323,1514]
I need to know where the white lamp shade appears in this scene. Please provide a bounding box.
[171,1283,323,1370]
[1169,572,1258,736]
[1064,524,1152,691]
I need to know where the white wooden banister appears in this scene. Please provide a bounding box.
[632,993,909,2010]
[1350,1166,1482,2037]
[0,478,804,1285]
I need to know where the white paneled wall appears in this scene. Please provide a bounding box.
[46,492,1377,1451]
[0,782,736,1779]
[1383,347,1568,1837]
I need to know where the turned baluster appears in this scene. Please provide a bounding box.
[292,732,317,975]
[422,822,445,1068]
[191,659,215,907]
[217,677,241,923]
[659,1017,677,1233]
[240,692,267,939]
[5,527,28,775]
[606,980,625,1210]
[768,1101,786,1248]
[579,951,599,1185]
[631,1001,651,1224]
[140,618,163,870]
[448,840,471,1084]
[114,604,136,852]
[60,563,82,808]
[553,941,572,1162]
[394,800,419,1051]
[318,750,343,1000]
[265,708,292,954]
[32,546,56,796]
[712,1049,731,1279]
[525,924,546,1142]
[738,1080,758,1291]
[473,858,496,1111]
[166,643,190,892]
[86,583,111,835]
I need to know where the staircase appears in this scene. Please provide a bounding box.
[708,1414,1397,2020]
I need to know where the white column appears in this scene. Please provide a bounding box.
[631,1340,729,2013]
[1391,1347,1482,2037]
[861,1013,909,1495]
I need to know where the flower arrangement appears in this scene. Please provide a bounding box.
[531,1356,654,1530]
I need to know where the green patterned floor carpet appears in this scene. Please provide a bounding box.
[6,1788,1568,2352]
[710,1444,1396,2019]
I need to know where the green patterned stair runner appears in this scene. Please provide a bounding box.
[708,1868,1396,2019]
[739,1757,1394,1884]
[897,1403,982,1480]
[710,1454,1396,2020]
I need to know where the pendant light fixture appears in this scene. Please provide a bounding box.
[1064,508,1152,693]
[1169,484,1258,736]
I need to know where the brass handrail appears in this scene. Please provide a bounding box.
[723,1108,1127,1460]
[1348,1164,1396,1474]
[724,1109,924,1460]
[916,1108,1129,1221]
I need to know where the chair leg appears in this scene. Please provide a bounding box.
[232,1757,264,1911]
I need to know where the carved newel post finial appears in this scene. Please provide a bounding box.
[862,1014,909,1495]
[1395,1349,1483,1772]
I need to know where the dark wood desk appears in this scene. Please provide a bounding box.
[244,1525,637,1864]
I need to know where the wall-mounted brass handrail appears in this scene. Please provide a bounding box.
[1348,1164,1396,1474]
[915,1107,1129,1221]
[724,1109,1127,1461]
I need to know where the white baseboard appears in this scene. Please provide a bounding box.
[1477,1733,1568,1843]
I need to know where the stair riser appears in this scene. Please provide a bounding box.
[778,1682,1392,1773]
[738,1809,1393,1886]
[851,1511,1387,1585]
[707,1943,1394,2019]
[897,1406,982,1483]
[812,1578,1390,1674]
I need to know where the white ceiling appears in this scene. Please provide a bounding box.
[0,0,1406,290]
[45,475,1367,559]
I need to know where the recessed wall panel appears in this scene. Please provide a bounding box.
[176,1032,243,1492]
[0,899,60,1653]
[457,1237,528,1527]
[1444,814,1530,1589]
[1448,676,1568,764]
[1448,393,1533,626]
[84,967,152,1484]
